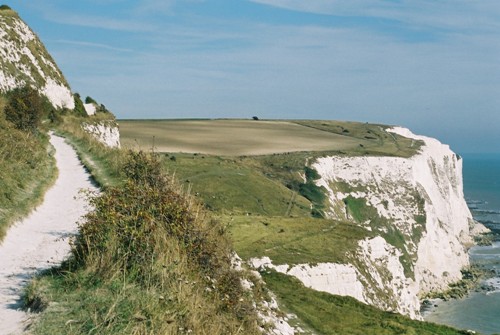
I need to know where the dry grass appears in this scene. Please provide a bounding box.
[26,126,262,334]
[0,98,56,241]
[119,119,367,156]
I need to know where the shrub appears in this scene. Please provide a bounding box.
[84,96,97,104]
[73,151,252,314]
[0,5,11,10]
[47,108,62,125]
[299,166,326,217]
[5,86,45,133]
[73,93,87,117]
[97,103,111,114]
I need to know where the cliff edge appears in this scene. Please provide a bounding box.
[253,127,485,319]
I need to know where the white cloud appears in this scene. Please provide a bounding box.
[48,12,155,32]
[53,39,134,53]
[28,2,156,32]
[134,0,206,15]
[249,0,500,33]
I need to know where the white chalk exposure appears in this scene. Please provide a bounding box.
[82,122,121,148]
[289,263,366,303]
[84,103,97,116]
[250,237,422,319]
[233,255,296,335]
[41,79,74,109]
[0,14,74,109]
[303,127,481,318]
[358,236,421,318]
[258,295,296,335]
[250,257,366,302]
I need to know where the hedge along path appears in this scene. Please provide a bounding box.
[0,132,97,334]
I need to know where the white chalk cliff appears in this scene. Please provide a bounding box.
[82,121,121,148]
[0,9,74,109]
[253,127,484,320]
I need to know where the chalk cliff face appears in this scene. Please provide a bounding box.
[82,121,121,148]
[310,127,477,318]
[253,127,482,319]
[0,8,74,109]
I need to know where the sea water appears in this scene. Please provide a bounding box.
[424,153,500,334]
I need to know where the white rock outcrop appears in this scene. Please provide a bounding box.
[357,236,421,318]
[250,257,366,303]
[0,11,74,109]
[234,255,297,335]
[84,103,97,116]
[304,127,482,318]
[42,79,74,109]
[82,121,121,148]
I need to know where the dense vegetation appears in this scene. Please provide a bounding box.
[0,89,56,240]
[25,118,268,334]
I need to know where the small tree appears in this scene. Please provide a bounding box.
[85,96,97,104]
[97,103,110,114]
[5,86,44,134]
[73,93,87,117]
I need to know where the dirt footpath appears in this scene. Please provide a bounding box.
[0,133,97,335]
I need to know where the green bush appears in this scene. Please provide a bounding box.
[73,93,87,117]
[73,151,255,316]
[84,96,97,104]
[84,96,112,114]
[0,95,55,240]
[299,166,327,217]
[4,86,45,134]
[0,5,11,10]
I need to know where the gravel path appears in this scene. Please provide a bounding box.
[0,133,97,334]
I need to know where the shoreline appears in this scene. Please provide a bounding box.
[423,240,500,334]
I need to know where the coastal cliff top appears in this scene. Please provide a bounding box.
[119,119,423,157]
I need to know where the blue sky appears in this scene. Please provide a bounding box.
[8,0,500,153]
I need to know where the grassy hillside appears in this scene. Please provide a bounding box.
[263,271,471,335]
[228,216,372,265]
[18,117,476,334]
[0,95,56,241]
[119,119,481,334]
[25,118,267,334]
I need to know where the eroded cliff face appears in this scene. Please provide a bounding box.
[311,127,478,318]
[252,127,483,319]
[82,121,121,148]
[0,9,74,109]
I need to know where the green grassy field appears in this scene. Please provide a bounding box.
[227,215,372,265]
[26,116,474,335]
[119,119,421,157]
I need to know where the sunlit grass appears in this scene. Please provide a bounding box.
[228,215,371,265]
[263,270,472,335]
[0,104,56,241]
